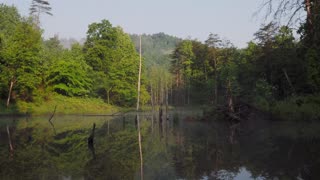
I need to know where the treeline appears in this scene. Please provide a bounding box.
[170,20,320,118]
[0,4,148,108]
[170,27,299,105]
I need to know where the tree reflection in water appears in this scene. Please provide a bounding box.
[0,110,320,179]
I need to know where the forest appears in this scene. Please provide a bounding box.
[0,0,320,121]
[1,1,320,179]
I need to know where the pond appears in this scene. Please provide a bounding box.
[1,108,320,180]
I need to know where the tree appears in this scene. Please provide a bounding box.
[217,42,239,112]
[0,19,42,106]
[84,20,146,106]
[46,44,92,96]
[0,4,20,35]
[259,0,307,26]
[260,0,320,92]
[205,33,222,104]
[39,35,65,90]
[29,0,52,26]
[0,4,21,100]
[171,40,194,104]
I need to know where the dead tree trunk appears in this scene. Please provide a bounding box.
[136,35,144,180]
[136,35,142,111]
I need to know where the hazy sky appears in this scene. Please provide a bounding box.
[1,0,265,48]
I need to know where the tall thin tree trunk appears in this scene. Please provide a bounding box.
[107,90,110,104]
[7,80,14,108]
[227,80,234,113]
[137,36,142,111]
[187,82,190,105]
[150,84,155,113]
[170,80,173,105]
[214,59,218,105]
[166,83,168,117]
[136,35,143,180]
[150,83,155,133]
[204,65,208,81]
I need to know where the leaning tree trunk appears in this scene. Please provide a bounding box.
[7,80,15,108]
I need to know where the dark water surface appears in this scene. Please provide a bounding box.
[1,108,320,180]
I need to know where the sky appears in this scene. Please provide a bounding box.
[1,0,265,48]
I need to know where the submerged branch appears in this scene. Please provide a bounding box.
[48,105,57,135]
[48,105,57,123]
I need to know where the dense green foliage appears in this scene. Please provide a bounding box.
[0,4,149,112]
[0,6,42,103]
[83,20,147,106]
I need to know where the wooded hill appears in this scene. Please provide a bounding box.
[130,33,181,68]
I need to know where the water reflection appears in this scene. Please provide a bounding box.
[0,109,320,179]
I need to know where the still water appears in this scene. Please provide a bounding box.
[0,108,320,180]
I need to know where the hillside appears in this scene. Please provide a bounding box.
[130,33,181,68]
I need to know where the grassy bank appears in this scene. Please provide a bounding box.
[252,94,320,121]
[1,94,121,115]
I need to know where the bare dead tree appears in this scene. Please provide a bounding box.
[256,0,306,27]
[136,35,144,180]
